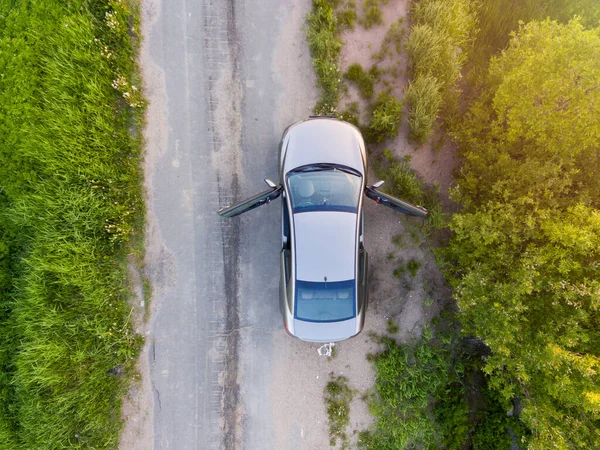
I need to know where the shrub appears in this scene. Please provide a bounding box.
[366,90,402,143]
[361,0,388,28]
[343,62,379,99]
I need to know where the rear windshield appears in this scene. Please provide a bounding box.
[294,280,355,322]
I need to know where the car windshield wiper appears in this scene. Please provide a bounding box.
[291,163,361,177]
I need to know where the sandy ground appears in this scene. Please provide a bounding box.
[118,0,166,447]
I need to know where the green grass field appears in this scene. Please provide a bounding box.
[0,1,145,448]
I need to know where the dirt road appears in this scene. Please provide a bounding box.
[121,1,450,449]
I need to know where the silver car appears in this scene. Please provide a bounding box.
[218,117,427,342]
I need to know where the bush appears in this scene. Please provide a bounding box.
[344,63,379,99]
[361,0,388,28]
[405,74,443,144]
[366,90,403,143]
[359,333,469,450]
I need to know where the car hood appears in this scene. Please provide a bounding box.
[281,119,366,175]
[293,317,358,342]
[294,211,357,282]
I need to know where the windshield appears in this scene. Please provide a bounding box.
[295,280,356,322]
[287,165,362,213]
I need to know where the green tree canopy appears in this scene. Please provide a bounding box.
[447,19,600,449]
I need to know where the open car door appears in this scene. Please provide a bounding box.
[217,179,283,218]
[365,181,428,217]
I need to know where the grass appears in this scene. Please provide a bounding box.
[407,259,421,277]
[386,320,399,334]
[0,1,145,448]
[343,63,379,99]
[405,0,477,141]
[337,1,358,29]
[361,0,388,28]
[325,374,354,449]
[405,74,443,145]
[305,0,344,114]
[365,90,403,144]
[375,151,445,236]
[372,18,406,62]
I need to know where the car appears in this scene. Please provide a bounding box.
[218,117,427,342]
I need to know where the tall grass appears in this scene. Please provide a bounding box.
[405,0,477,142]
[0,1,145,448]
[405,75,442,145]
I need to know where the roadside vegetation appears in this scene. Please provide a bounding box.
[405,0,477,144]
[325,374,354,449]
[445,17,600,449]
[307,0,600,449]
[0,1,145,448]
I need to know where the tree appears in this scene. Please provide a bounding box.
[446,19,600,449]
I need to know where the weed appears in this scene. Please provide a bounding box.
[423,297,434,307]
[391,233,404,248]
[325,374,354,448]
[373,19,406,61]
[407,259,421,277]
[386,251,395,261]
[338,101,361,126]
[338,1,357,29]
[328,345,338,361]
[386,320,399,334]
[305,0,344,114]
[393,265,405,278]
[365,90,403,144]
[361,0,388,28]
[343,63,379,99]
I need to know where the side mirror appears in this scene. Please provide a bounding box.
[264,178,277,188]
[372,180,384,189]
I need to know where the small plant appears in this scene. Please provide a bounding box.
[391,233,404,248]
[386,320,399,334]
[373,19,406,61]
[361,0,388,28]
[386,251,395,261]
[407,259,421,277]
[393,265,405,278]
[366,90,403,144]
[343,63,379,99]
[325,374,354,448]
[337,1,357,29]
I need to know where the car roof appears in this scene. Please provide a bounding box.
[281,119,366,175]
[293,211,357,282]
